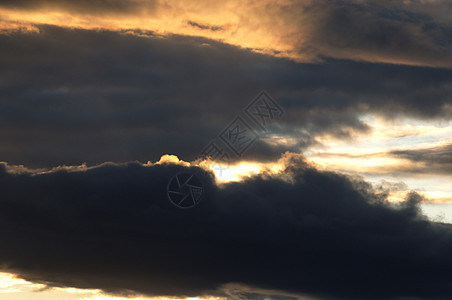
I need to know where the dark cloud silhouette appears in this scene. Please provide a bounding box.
[0,154,451,299]
[188,21,223,32]
[0,25,450,168]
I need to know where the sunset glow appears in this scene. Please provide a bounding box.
[1,0,451,299]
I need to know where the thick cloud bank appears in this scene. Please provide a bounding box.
[0,26,451,167]
[0,154,451,299]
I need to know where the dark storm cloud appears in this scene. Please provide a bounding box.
[0,155,452,299]
[0,25,451,167]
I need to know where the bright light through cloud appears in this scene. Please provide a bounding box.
[205,160,283,183]
[0,272,223,300]
[194,113,452,222]
[305,115,452,201]
[0,272,45,293]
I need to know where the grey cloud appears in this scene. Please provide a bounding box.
[188,21,223,32]
[0,155,451,299]
[0,25,450,168]
[390,143,452,175]
[297,0,452,67]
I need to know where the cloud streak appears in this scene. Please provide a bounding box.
[390,142,452,175]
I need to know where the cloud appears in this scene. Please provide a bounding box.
[0,25,450,168]
[0,0,451,67]
[187,21,223,32]
[294,0,452,67]
[0,154,451,299]
[0,19,40,34]
[390,142,452,175]
[0,0,157,16]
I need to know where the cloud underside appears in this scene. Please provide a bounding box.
[0,154,451,300]
[0,0,451,67]
[0,25,450,168]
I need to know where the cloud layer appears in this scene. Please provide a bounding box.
[0,155,451,299]
[0,25,450,168]
[391,142,452,175]
[1,0,451,67]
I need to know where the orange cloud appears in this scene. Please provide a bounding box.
[0,18,39,34]
[1,0,450,67]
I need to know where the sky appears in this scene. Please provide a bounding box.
[0,0,451,299]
